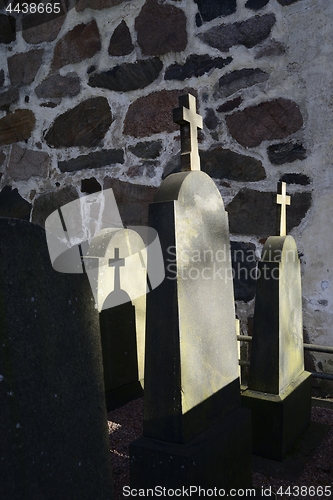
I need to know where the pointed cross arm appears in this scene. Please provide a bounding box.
[173,93,203,172]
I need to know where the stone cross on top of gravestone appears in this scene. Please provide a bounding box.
[109,247,125,292]
[277,181,291,236]
[173,93,203,171]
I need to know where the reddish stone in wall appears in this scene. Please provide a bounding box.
[0,109,35,146]
[22,13,65,44]
[124,89,196,138]
[51,20,101,70]
[225,98,303,148]
[8,49,44,86]
[108,20,134,56]
[135,0,187,56]
[45,97,112,148]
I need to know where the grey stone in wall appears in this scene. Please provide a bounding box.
[200,147,266,182]
[0,88,20,112]
[51,20,101,70]
[255,39,286,59]
[231,241,257,302]
[45,97,112,148]
[88,58,163,92]
[277,0,301,5]
[204,108,220,130]
[0,69,5,87]
[32,186,79,227]
[128,140,162,159]
[76,0,126,11]
[194,0,237,23]
[8,144,50,181]
[225,98,303,148]
[199,14,276,52]
[245,0,269,10]
[58,149,124,173]
[35,73,80,99]
[267,142,307,165]
[227,188,311,236]
[135,0,187,56]
[8,49,44,86]
[0,14,15,44]
[0,186,32,220]
[108,20,134,56]
[0,109,36,146]
[214,68,269,99]
[280,173,311,186]
[164,54,232,81]
[22,13,65,44]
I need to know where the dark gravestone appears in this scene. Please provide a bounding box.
[0,219,114,499]
[130,94,252,491]
[242,235,311,460]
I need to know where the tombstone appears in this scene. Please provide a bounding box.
[241,182,312,460]
[130,94,252,491]
[85,227,148,410]
[0,218,114,499]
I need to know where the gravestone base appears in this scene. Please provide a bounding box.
[130,407,252,495]
[241,371,312,461]
[105,380,143,411]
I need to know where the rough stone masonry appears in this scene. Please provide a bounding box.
[0,0,332,389]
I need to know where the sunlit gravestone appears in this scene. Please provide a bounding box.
[241,182,311,460]
[130,94,252,490]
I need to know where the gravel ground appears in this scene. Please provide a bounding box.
[108,399,333,499]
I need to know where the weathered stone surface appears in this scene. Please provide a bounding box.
[245,0,269,10]
[201,147,266,181]
[58,149,124,173]
[8,49,44,86]
[51,20,101,70]
[0,14,15,44]
[199,14,276,52]
[0,69,4,87]
[0,219,114,499]
[280,173,311,186]
[0,109,36,146]
[128,140,162,159]
[0,186,31,220]
[226,188,311,235]
[217,96,242,113]
[230,241,257,302]
[88,58,163,92]
[32,186,78,227]
[76,0,125,10]
[35,73,80,99]
[0,150,5,167]
[277,0,300,5]
[0,88,19,111]
[45,97,112,148]
[226,99,303,148]
[164,54,232,81]
[135,0,187,56]
[22,13,65,44]
[108,20,133,56]
[124,89,195,138]
[214,68,269,99]
[194,0,236,22]
[255,39,286,59]
[267,142,307,164]
[8,144,50,181]
[204,108,220,130]
[103,177,157,226]
[81,177,102,194]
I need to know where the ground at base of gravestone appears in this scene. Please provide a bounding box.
[108,398,333,500]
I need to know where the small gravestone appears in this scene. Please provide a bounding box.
[0,219,114,499]
[85,228,148,410]
[130,94,252,491]
[241,182,311,460]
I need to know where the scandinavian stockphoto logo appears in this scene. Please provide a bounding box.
[45,188,165,311]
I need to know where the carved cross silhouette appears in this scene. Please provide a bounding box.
[276,182,291,236]
[109,247,125,292]
[173,93,203,171]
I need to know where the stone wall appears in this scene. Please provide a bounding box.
[0,0,332,386]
